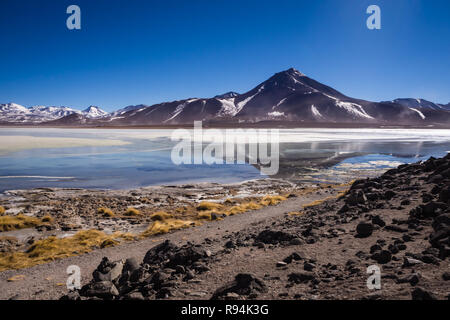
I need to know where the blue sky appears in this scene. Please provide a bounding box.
[0,0,449,111]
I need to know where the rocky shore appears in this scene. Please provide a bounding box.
[60,154,450,300]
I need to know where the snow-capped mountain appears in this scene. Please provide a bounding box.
[110,104,150,117]
[96,68,449,126]
[0,103,31,123]
[2,68,449,126]
[214,92,240,99]
[391,98,449,111]
[29,106,78,119]
[0,103,108,123]
[82,106,109,118]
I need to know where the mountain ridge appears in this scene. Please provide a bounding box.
[2,68,449,126]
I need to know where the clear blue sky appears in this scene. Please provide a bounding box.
[0,0,449,111]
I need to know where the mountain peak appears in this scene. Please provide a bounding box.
[82,106,108,118]
[284,67,305,77]
[214,92,240,99]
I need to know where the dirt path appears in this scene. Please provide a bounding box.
[0,188,335,300]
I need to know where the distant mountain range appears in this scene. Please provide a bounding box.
[1,68,449,127]
[0,104,108,123]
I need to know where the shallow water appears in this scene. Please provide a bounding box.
[0,128,449,192]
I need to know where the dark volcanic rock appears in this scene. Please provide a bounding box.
[371,250,392,264]
[283,252,305,264]
[411,287,437,300]
[372,215,386,227]
[143,240,179,265]
[356,222,373,238]
[81,281,119,300]
[288,271,316,284]
[211,274,267,300]
[255,230,297,245]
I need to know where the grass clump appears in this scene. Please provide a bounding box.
[98,207,115,217]
[196,201,223,211]
[0,214,46,232]
[0,206,5,215]
[197,211,214,220]
[0,230,133,271]
[41,215,54,223]
[150,211,172,221]
[227,201,262,216]
[260,195,287,206]
[125,207,141,216]
[141,219,194,237]
[288,211,305,216]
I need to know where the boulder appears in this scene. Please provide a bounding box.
[211,274,267,299]
[356,222,373,238]
[411,287,437,300]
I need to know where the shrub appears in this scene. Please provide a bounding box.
[288,211,305,216]
[98,207,115,217]
[141,219,194,237]
[196,201,223,211]
[125,208,141,216]
[0,214,43,232]
[0,206,5,215]
[227,201,262,216]
[41,215,54,223]
[197,211,213,220]
[150,211,172,221]
[101,238,119,248]
[260,195,287,206]
[0,229,133,271]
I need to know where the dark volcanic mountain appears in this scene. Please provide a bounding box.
[2,68,450,126]
[391,98,450,112]
[99,68,449,126]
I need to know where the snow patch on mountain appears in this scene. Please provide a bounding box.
[321,93,373,120]
[268,111,285,118]
[165,99,198,122]
[273,98,287,110]
[409,108,426,120]
[236,85,265,115]
[216,98,237,117]
[336,101,374,119]
[311,105,323,118]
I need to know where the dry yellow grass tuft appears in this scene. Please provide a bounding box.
[197,211,214,220]
[7,275,25,282]
[0,214,47,232]
[302,198,327,208]
[125,207,141,216]
[41,215,54,223]
[0,229,134,271]
[0,206,5,215]
[141,219,195,237]
[98,207,115,217]
[227,201,262,215]
[288,211,305,216]
[260,195,287,206]
[100,238,119,248]
[150,211,173,221]
[196,201,223,211]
